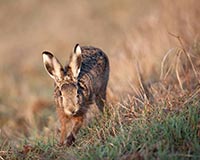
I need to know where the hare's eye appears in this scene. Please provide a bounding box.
[58,90,62,96]
[76,94,80,103]
[56,90,62,97]
[76,93,79,97]
[54,86,62,98]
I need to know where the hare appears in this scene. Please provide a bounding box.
[42,44,109,146]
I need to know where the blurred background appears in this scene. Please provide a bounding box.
[0,0,199,141]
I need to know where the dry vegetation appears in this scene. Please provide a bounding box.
[0,0,200,159]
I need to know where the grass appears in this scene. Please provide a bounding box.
[77,97,200,160]
[1,97,199,160]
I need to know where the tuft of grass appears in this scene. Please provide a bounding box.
[75,100,200,160]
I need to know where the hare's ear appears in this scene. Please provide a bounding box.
[69,44,82,79]
[42,51,65,80]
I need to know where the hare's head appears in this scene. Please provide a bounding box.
[42,44,82,116]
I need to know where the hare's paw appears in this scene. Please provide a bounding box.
[65,133,75,147]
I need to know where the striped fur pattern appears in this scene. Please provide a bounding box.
[42,44,109,146]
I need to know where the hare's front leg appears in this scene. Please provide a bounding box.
[56,106,76,146]
[56,106,67,145]
[57,106,83,146]
[65,116,84,146]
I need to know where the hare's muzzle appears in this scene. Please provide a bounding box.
[64,107,79,116]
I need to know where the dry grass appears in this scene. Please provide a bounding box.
[0,0,200,159]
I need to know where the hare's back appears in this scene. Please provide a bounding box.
[79,46,109,78]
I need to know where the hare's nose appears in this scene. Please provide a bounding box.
[71,108,78,115]
[71,110,76,115]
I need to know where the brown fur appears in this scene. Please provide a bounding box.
[42,44,109,146]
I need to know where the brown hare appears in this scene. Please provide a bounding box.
[42,44,109,146]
